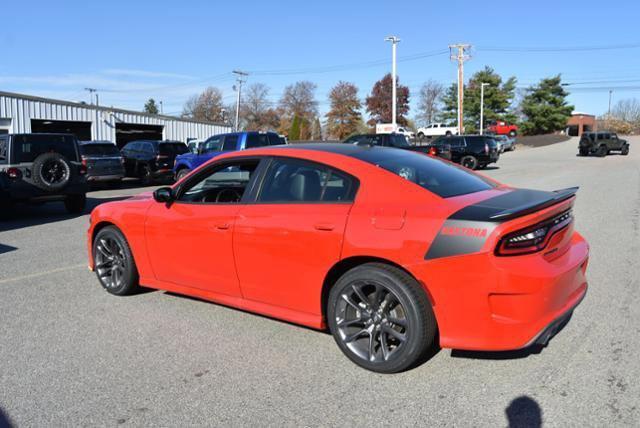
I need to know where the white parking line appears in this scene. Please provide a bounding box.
[0,264,87,285]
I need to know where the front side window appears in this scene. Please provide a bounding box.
[258,158,356,203]
[222,135,239,151]
[178,160,260,204]
[202,137,222,153]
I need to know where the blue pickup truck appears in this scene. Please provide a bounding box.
[173,131,283,180]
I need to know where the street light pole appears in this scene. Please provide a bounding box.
[385,36,400,127]
[480,83,490,135]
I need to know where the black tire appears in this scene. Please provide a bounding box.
[32,152,72,192]
[596,145,607,157]
[176,168,191,181]
[64,194,86,214]
[445,131,452,136]
[417,132,425,141]
[460,155,479,170]
[93,226,139,296]
[579,148,589,156]
[508,130,517,137]
[621,145,629,156]
[327,263,437,373]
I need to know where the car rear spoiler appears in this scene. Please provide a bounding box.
[488,187,579,221]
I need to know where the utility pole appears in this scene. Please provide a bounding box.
[160,100,164,114]
[449,44,471,135]
[232,70,248,131]
[480,83,490,135]
[384,36,401,127]
[84,87,97,105]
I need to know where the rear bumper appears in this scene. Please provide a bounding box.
[8,181,88,201]
[527,288,586,347]
[407,231,589,351]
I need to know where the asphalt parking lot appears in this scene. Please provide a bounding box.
[1,138,639,427]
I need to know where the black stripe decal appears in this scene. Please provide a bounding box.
[425,220,497,260]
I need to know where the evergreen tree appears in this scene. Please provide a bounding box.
[144,98,159,114]
[520,75,574,135]
[289,114,301,141]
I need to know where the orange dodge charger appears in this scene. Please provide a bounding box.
[88,144,588,373]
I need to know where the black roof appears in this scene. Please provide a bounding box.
[277,142,432,164]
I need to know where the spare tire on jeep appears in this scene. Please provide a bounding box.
[32,152,72,192]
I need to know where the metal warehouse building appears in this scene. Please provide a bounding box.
[0,91,230,148]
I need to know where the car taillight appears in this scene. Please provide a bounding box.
[79,164,87,175]
[81,156,88,167]
[496,210,573,256]
[7,167,22,179]
[429,147,437,156]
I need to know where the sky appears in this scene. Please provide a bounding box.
[1,0,639,121]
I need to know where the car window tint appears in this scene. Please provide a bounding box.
[80,144,120,156]
[13,134,78,162]
[202,137,222,153]
[179,160,260,204]
[245,133,270,149]
[0,137,7,163]
[222,135,239,151]
[351,149,496,198]
[267,133,282,145]
[345,135,384,146]
[258,158,355,203]
[390,134,410,148]
[159,143,188,155]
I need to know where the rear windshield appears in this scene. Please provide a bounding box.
[353,149,496,198]
[79,144,120,156]
[12,134,78,163]
[158,143,188,155]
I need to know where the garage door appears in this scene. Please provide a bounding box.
[115,123,164,149]
[31,119,92,141]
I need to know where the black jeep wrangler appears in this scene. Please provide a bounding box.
[0,133,88,218]
[579,131,629,157]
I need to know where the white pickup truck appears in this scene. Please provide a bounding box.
[416,123,458,139]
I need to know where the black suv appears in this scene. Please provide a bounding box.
[342,133,452,160]
[121,140,188,184]
[579,131,629,157]
[432,135,499,170]
[0,133,88,217]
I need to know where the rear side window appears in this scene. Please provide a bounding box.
[12,134,78,163]
[352,149,495,198]
[159,143,188,155]
[245,133,271,149]
[267,133,282,145]
[79,144,120,156]
[465,136,491,147]
[258,158,356,203]
[222,135,239,151]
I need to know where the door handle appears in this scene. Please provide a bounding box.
[214,223,231,230]
[314,223,335,231]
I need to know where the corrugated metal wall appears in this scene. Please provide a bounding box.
[0,92,231,141]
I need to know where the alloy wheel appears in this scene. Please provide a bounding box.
[41,159,69,185]
[335,280,409,363]
[95,236,127,290]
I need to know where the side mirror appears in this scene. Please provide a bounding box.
[153,187,174,204]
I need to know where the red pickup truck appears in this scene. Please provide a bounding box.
[487,120,518,137]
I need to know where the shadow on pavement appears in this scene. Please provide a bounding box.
[0,196,129,232]
[506,395,542,428]
[0,244,18,255]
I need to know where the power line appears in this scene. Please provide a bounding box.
[478,42,640,52]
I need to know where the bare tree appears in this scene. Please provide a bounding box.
[416,79,444,126]
[611,98,640,123]
[241,83,280,131]
[279,81,318,120]
[182,87,225,122]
